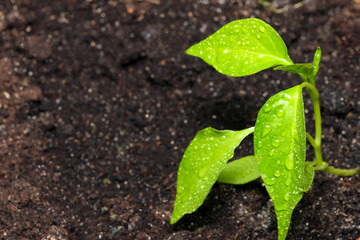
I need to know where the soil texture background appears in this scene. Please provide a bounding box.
[0,0,359,239]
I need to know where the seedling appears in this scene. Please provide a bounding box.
[170,18,359,240]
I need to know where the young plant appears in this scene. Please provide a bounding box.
[170,18,359,240]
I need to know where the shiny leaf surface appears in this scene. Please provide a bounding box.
[254,85,306,240]
[186,18,293,77]
[302,162,314,192]
[217,156,260,184]
[274,63,315,81]
[171,127,254,224]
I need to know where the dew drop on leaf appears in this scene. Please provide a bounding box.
[284,193,290,201]
[259,26,265,33]
[285,157,294,170]
[263,177,276,186]
[269,149,275,156]
[274,170,281,177]
[263,103,272,112]
[285,178,291,186]
[257,140,263,148]
[276,109,285,117]
[293,132,301,143]
[198,167,207,178]
[262,125,272,137]
[272,139,280,148]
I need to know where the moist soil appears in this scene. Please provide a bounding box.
[0,0,359,239]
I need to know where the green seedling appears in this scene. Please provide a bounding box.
[170,18,359,240]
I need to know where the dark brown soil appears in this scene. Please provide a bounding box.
[0,0,359,239]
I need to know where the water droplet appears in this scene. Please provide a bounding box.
[278,229,285,237]
[276,109,285,117]
[178,186,184,193]
[198,167,207,178]
[293,133,301,143]
[269,149,275,156]
[257,140,263,148]
[210,137,214,141]
[200,185,205,189]
[268,188,274,193]
[277,160,281,165]
[259,26,265,33]
[257,34,261,39]
[278,122,282,127]
[222,135,226,140]
[263,103,272,112]
[272,139,280,148]
[275,204,287,211]
[274,170,281,177]
[246,41,250,45]
[285,178,291,186]
[284,193,290,201]
[194,146,198,150]
[285,157,294,170]
[263,177,276,186]
[262,125,272,137]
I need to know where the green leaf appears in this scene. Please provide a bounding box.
[170,127,254,224]
[312,47,321,84]
[186,18,293,77]
[254,85,306,240]
[217,156,260,184]
[274,63,315,81]
[274,47,322,85]
[302,162,314,192]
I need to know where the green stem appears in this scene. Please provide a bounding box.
[321,166,360,176]
[306,132,316,148]
[311,92,324,167]
[299,73,308,83]
[300,81,358,176]
[300,82,324,166]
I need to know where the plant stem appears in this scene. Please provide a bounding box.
[308,87,325,167]
[300,81,358,176]
[321,166,359,176]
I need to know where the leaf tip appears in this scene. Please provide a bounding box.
[170,208,182,224]
[170,216,177,225]
[186,45,197,56]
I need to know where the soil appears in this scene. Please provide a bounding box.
[0,0,359,239]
